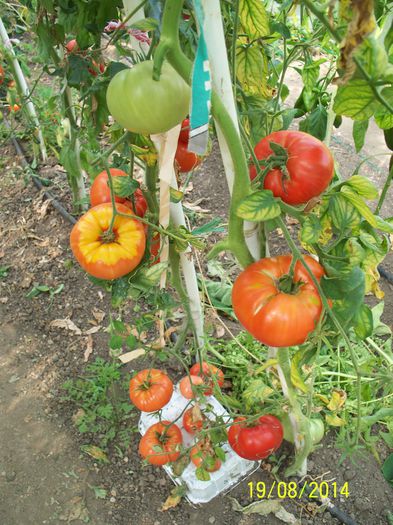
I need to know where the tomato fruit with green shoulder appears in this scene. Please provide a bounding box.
[228,415,283,460]
[70,203,145,280]
[232,255,325,347]
[129,369,173,412]
[249,130,334,205]
[106,61,190,135]
[139,421,182,466]
[90,168,147,217]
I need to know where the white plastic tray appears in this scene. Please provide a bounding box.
[139,384,260,504]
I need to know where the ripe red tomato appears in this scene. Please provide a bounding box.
[129,369,173,412]
[179,118,190,143]
[182,406,204,434]
[249,130,334,205]
[9,104,21,113]
[179,375,204,399]
[175,141,201,173]
[65,39,78,53]
[190,440,221,472]
[139,421,182,466]
[228,415,283,460]
[90,168,147,218]
[149,233,160,264]
[89,60,105,76]
[0,65,4,85]
[232,255,325,347]
[189,362,224,395]
[70,203,145,280]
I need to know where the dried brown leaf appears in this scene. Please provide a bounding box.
[118,349,145,363]
[84,335,93,362]
[92,307,106,323]
[50,318,82,336]
[84,326,101,335]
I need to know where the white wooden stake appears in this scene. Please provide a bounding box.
[0,17,47,163]
[122,0,150,55]
[201,0,261,261]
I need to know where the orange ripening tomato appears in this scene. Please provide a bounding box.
[9,104,21,113]
[89,59,105,76]
[90,168,147,218]
[190,440,222,472]
[65,39,78,53]
[179,375,204,399]
[189,362,224,396]
[0,65,4,84]
[129,369,173,412]
[70,203,145,280]
[182,405,205,434]
[175,141,201,173]
[232,255,325,347]
[139,421,182,466]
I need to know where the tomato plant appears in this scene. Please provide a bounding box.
[190,440,222,472]
[70,203,146,280]
[232,255,325,347]
[106,61,191,135]
[228,415,283,460]
[139,421,182,466]
[90,168,147,217]
[182,405,204,434]
[129,369,173,412]
[175,141,201,173]
[189,362,224,395]
[179,375,204,399]
[249,131,334,205]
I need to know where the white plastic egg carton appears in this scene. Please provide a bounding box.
[138,384,260,504]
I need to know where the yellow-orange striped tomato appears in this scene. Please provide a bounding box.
[70,203,145,280]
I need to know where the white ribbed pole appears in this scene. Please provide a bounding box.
[201,0,260,261]
[0,17,47,162]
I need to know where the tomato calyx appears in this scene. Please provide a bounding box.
[100,229,117,243]
[277,274,302,295]
[251,141,290,186]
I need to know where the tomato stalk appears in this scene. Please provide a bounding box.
[155,0,253,268]
[375,160,393,215]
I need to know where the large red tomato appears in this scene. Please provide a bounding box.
[249,130,334,205]
[90,168,147,217]
[70,203,145,280]
[232,255,325,347]
[182,405,205,434]
[189,362,224,395]
[179,375,204,399]
[139,421,182,466]
[129,369,173,412]
[175,141,201,173]
[228,415,283,460]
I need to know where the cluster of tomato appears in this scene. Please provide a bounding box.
[0,64,21,112]
[65,39,106,77]
[70,168,149,280]
[129,363,284,474]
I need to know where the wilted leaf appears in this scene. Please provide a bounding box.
[334,79,378,120]
[230,497,300,523]
[81,445,109,463]
[237,190,281,222]
[161,486,185,511]
[325,414,346,427]
[84,335,93,362]
[239,0,269,38]
[90,486,107,499]
[84,326,101,335]
[92,308,106,323]
[58,496,89,522]
[327,389,347,411]
[50,318,82,335]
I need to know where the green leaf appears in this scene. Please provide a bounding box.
[132,262,167,289]
[302,62,320,93]
[236,45,270,97]
[195,466,210,481]
[91,486,107,499]
[109,334,123,350]
[111,277,130,307]
[237,190,281,222]
[334,80,379,120]
[112,176,139,198]
[0,266,10,278]
[353,304,373,339]
[344,175,379,200]
[270,21,291,39]
[382,454,393,487]
[329,194,361,231]
[375,87,393,129]
[352,120,369,152]
[301,215,322,244]
[290,349,308,393]
[130,18,159,31]
[192,218,225,236]
[341,187,378,227]
[375,216,393,233]
[299,105,328,140]
[322,267,365,326]
[81,445,109,463]
[214,446,226,462]
[239,0,270,38]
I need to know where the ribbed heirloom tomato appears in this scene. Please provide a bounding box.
[90,168,147,217]
[232,255,325,347]
[129,369,173,412]
[179,375,204,399]
[70,203,145,280]
[106,61,190,135]
[228,415,283,460]
[139,421,182,466]
[249,130,334,205]
[189,362,224,395]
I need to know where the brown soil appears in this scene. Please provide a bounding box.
[1,120,393,525]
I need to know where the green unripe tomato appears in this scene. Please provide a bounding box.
[106,61,191,135]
